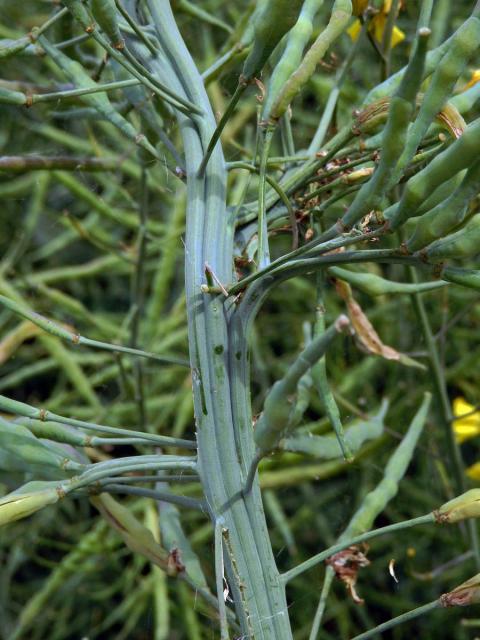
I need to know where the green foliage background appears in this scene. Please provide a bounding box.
[1,1,480,638]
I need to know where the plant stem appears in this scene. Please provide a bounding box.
[350,600,440,640]
[282,512,434,584]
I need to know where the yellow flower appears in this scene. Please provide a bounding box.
[348,1,405,48]
[461,70,480,92]
[452,397,480,444]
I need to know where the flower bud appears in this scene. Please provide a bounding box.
[434,489,480,524]
[440,573,480,607]
[0,483,60,526]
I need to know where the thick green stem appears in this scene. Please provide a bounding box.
[146,2,293,636]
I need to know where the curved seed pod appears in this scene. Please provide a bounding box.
[14,418,87,447]
[90,0,124,49]
[420,214,480,262]
[393,15,480,180]
[269,0,352,121]
[407,159,480,252]
[386,116,480,230]
[451,80,480,115]
[262,0,324,121]
[328,266,447,295]
[38,35,161,160]
[340,393,431,540]
[415,170,466,217]
[341,27,430,230]
[0,417,77,475]
[281,400,388,459]
[441,266,480,291]
[254,315,350,453]
[61,0,94,31]
[0,86,26,105]
[241,0,304,81]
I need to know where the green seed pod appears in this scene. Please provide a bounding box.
[61,0,94,32]
[14,418,87,447]
[0,417,75,474]
[387,117,480,230]
[0,293,79,343]
[341,27,430,230]
[340,393,431,540]
[328,266,447,296]
[262,0,324,120]
[407,159,480,252]
[394,16,480,180]
[0,482,61,527]
[241,0,304,81]
[269,0,352,121]
[420,213,480,262]
[441,266,480,291]
[90,0,124,49]
[37,35,161,159]
[281,400,388,459]
[254,316,350,453]
[451,80,480,115]
[0,86,26,105]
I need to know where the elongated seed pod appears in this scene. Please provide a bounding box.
[37,35,161,160]
[407,159,480,252]
[341,27,430,230]
[386,116,480,230]
[415,171,466,216]
[420,214,480,262]
[254,316,350,453]
[340,393,431,539]
[14,418,88,447]
[90,0,124,48]
[241,0,304,81]
[442,266,480,291]
[0,292,188,366]
[451,80,480,115]
[328,266,448,295]
[281,400,388,459]
[393,15,480,181]
[262,0,324,121]
[269,0,352,121]
[0,86,26,105]
[0,417,77,473]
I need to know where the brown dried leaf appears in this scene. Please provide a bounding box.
[326,545,370,605]
[335,279,425,369]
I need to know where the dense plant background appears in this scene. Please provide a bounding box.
[1,1,480,638]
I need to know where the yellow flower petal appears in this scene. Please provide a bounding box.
[467,462,480,482]
[390,25,406,48]
[452,397,480,444]
[370,13,405,48]
[462,70,480,92]
[347,19,362,42]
